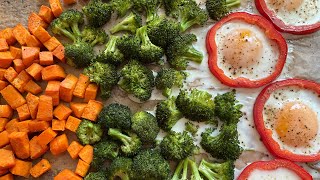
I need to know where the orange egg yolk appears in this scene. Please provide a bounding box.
[269,0,303,11]
[222,29,263,69]
[275,101,318,147]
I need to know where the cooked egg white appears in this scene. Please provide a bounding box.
[266,0,320,26]
[247,167,301,180]
[263,86,320,155]
[215,20,280,81]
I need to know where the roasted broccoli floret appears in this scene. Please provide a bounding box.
[94,140,120,160]
[50,18,77,42]
[147,16,180,49]
[108,128,142,156]
[118,60,155,101]
[206,0,241,20]
[83,62,119,99]
[155,68,187,97]
[117,35,141,59]
[131,111,159,143]
[107,157,133,180]
[65,41,94,68]
[132,0,161,22]
[166,34,203,70]
[85,171,107,180]
[214,90,243,124]
[136,26,164,64]
[185,121,199,136]
[82,26,108,46]
[110,0,133,17]
[156,97,183,131]
[82,0,112,27]
[201,123,243,160]
[58,9,84,39]
[162,0,184,18]
[160,131,196,160]
[91,156,105,171]
[176,89,215,122]
[76,119,103,145]
[198,159,235,180]
[132,149,171,180]
[172,158,203,180]
[98,103,132,130]
[95,36,125,66]
[110,12,142,34]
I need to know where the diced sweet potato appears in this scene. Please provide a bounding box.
[65,116,81,133]
[26,63,43,81]
[67,141,83,159]
[36,128,57,148]
[30,136,49,159]
[30,159,51,178]
[52,44,65,62]
[22,47,40,67]
[38,5,54,24]
[50,134,69,155]
[0,131,9,148]
[33,26,51,43]
[4,67,17,82]
[36,95,53,121]
[53,104,72,120]
[39,51,54,66]
[73,74,90,99]
[84,83,99,102]
[0,28,16,45]
[0,68,6,80]
[81,100,103,122]
[45,81,60,106]
[60,74,78,102]
[0,118,8,132]
[64,0,77,5]
[13,59,25,73]
[54,169,82,180]
[75,159,90,177]
[0,105,13,119]
[43,37,61,52]
[0,81,8,91]
[0,149,15,170]
[16,104,31,121]
[0,173,13,180]
[52,119,66,131]
[26,34,42,48]
[12,24,30,46]
[9,46,22,59]
[23,80,42,95]
[11,70,31,93]
[78,145,93,164]
[28,12,48,35]
[0,51,13,68]
[28,121,50,133]
[16,120,31,133]
[1,85,26,109]
[42,64,66,81]
[49,0,63,17]
[9,159,32,178]
[4,119,19,134]
[70,102,87,118]
[0,39,9,52]
[9,132,30,159]
[26,93,40,119]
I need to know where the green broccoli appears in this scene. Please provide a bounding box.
[172,158,203,180]
[162,0,184,18]
[201,124,243,160]
[91,156,105,171]
[160,131,196,160]
[147,16,180,49]
[82,26,109,46]
[132,149,171,180]
[166,34,203,70]
[110,0,133,17]
[185,121,199,136]
[98,103,132,130]
[83,62,119,99]
[76,119,103,145]
[206,0,241,20]
[50,18,76,42]
[136,26,164,64]
[156,97,183,131]
[108,128,142,156]
[176,89,215,122]
[214,90,243,124]
[118,60,155,101]
[85,171,107,180]
[198,159,235,180]
[117,35,141,59]
[94,140,120,160]
[132,0,161,22]
[58,9,84,39]
[107,157,133,180]
[155,68,187,97]
[131,111,159,143]
[110,12,142,34]
[95,36,125,66]
[65,41,94,68]
[82,0,112,27]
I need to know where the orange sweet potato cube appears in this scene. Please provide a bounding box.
[30,136,49,159]
[54,169,82,180]
[84,83,98,102]
[30,159,51,178]
[0,105,13,119]
[73,74,90,99]
[60,74,78,102]
[33,26,51,43]
[65,116,81,133]
[36,128,57,147]
[26,63,43,81]
[1,85,26,109]
[0,38,9,52]
[0,118,9,132]
[0,131,10,148]
[0,51,14,68]
[23,80,42,95]
[42,64,66,81]
[67,141,83,159]
[52,44,65,62]
[11,70,31,93]
[9,159,32,178]
[26,35,42,48]
[12,24,30,46]
[39,51,54,66]
[38,5,54,24]
[78,145,93,164]
[0,68,5,80]
[28,121,50,133]
[13,59,25,73]
[10,46,22,59]
[70,102,87,118]
[0,81,8,91]
[16,120,31,133]
[16,104,31,121]
[49,0,63,17]
[0,28,16,45]
[28,12,48,35]
[75,159,90,177]
[53,104,72,120]
[36,95,53,121]
[26,93,40,119]
[0,149,16,170]
[9,132,30,159]
[43,37,61,52]
[5,119,19,134]
[52,119,66,131]
[50,134,69,155]
[0,173,13,180]
[45,81,60,106]
[81,100,103,122]
[22,46,40,67]
[4,67,17,82]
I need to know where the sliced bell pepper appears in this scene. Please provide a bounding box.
[238,159,312,180]
[255,0,320,34]
[206,12,287,88]
[254,79,320,162]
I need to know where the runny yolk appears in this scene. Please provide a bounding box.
[269,0,303,11]
[275,101,318,147]
[222,29,263,69]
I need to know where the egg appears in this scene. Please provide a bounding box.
[247,168,301,179]
[215,20,280,80]
[265,0,319,26]
[263,85,320,154]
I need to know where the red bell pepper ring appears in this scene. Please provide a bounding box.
[238,159,312,180]
[206,12,287,88]
[254,79,320,162]
[255,0,320,34]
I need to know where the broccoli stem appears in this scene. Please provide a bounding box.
[185,47,203,63]
[110,13,136,34]
[188,159,202,179]
[108,128,131,146]
[104,36,118,54]
[59,28,76,42]
[180,19,197,33]
[172,159,189,180]
[163,87,172,98]
[114,172,130,180]
[71,23,82,38]
[198,159,220,180]
[146,9,157,23]
[137,26,152,47]
[226,0,241,7]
